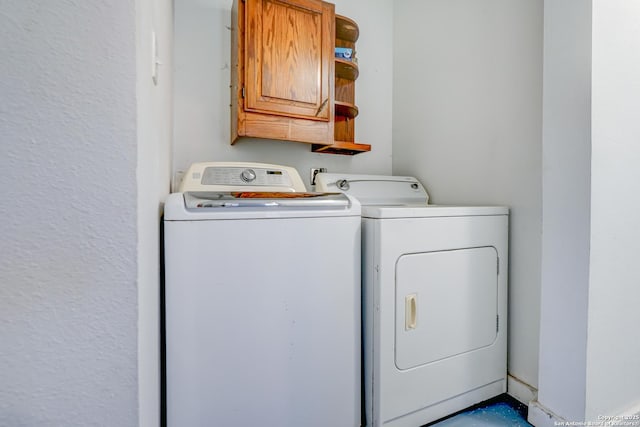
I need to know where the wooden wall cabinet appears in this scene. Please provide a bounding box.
[231,0,370,155]
[232,0,334,145]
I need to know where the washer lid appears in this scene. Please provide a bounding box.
[164,192,361,220]
[184,191,350,209]
[314,173,429,205]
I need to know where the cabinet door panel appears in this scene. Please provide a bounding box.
[245,0,332,120]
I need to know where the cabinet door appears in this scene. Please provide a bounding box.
[245,0,333,121]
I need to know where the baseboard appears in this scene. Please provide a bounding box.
[527,397,640,426]
[613,400,640,424]
[621,401,640,417]
[528,400,566,427]
[507,374,538,405]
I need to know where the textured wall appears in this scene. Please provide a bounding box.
[0,2,139,426]
[136,0,174,425]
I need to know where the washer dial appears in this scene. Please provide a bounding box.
[240,168,257,183]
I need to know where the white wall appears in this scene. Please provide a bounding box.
[173,0,394,189]
[534,1,640,423]
[0,2,139,426]
[537,0,592,421]
[136,0,174,426]
[392,0,543,390]
[587,0,640,419]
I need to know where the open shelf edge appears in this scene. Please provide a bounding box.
[311,140,371,155]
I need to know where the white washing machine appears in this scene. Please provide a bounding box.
[164,162,362,427]
[316,173,509,427]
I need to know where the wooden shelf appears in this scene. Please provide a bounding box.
[317,13,363,156]
[312,140,371,155]
[335,101,358,119]
[335,58,358,80]
[336,15,359,42]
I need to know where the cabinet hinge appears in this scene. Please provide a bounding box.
[496,256,500,275]
[241,86,245,98]
[496,315,500,332]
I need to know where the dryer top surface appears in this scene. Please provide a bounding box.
[315,173,508,218]
[361,204,508,219]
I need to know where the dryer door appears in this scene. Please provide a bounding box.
[395,247,498,370]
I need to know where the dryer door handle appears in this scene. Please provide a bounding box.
[405,294,417,330]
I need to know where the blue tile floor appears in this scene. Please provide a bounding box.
[425,395,533,427]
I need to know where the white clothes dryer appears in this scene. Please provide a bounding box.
[316,173,509,427]
[164,162,362,427]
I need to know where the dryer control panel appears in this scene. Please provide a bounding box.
[315,173,429,206]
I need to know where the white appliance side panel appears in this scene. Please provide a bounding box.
[164,216,361,427]
[366,215,508,427]
[362,218,381,427]
[395,247,498,370]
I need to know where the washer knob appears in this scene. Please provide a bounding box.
[241,169,256,183]
[336,179,350,191]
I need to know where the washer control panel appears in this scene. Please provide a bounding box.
[178,162,307,192]
[202,166,289,187]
